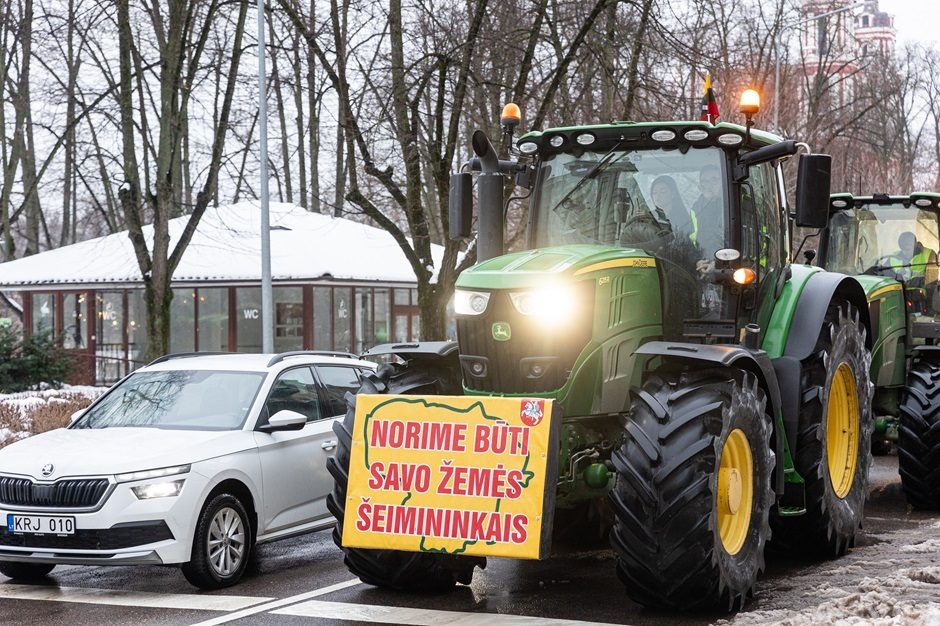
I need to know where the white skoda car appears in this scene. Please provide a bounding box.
[0,351,374,589]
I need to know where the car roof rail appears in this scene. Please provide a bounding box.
[147,352,232,366]
[267,350,360,367]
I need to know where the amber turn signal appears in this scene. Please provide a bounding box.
[733,267,757,285]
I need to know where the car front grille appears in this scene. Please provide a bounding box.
[0,476,110,509]
[0,521,173,550]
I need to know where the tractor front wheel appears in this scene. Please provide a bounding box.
[326,362,484,591]
[609,370,774,612]
[898,358,940,509]
[771,302,872,557]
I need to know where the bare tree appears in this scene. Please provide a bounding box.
[115,0,249,359]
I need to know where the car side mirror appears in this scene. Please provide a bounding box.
[70,408,86,424]
[795,154,832,229]
[261,409,307,432]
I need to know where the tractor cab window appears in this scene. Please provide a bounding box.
[533,147,727,270]
[739,162,783,278]
[828,205,940,318]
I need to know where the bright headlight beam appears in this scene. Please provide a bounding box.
[131,479,185,500]
[510,285,577,327]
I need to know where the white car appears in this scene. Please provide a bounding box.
[0,351,374,589]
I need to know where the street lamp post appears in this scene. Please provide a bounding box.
[773,1,867,133]
[258,0,273,353]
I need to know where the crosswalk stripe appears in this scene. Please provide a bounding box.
[273,600,618,626]
[188,578,362,626]
[0,583,273,611]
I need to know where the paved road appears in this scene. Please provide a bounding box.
[2,454,939,626]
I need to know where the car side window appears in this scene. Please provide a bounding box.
[316,366,364,417]
[263,367,321,424]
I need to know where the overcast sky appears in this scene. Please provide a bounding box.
[878,0,940,44]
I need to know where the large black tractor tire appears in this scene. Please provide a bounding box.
[326,362,485,591]
[771,302,873,557]
[609,370,774,612]
[898,359,940,509]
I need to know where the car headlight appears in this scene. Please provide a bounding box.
[116,464,190,483]
[454,289,491,316]
[131,479,185,500]
[510,284,578,327]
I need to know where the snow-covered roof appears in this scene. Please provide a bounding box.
[0,203,440,289]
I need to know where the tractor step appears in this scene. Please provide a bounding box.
[779,478,806,516]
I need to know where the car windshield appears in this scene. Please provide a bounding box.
[73,370,267,431]
[532,146,726,264]
[827,205,940,276]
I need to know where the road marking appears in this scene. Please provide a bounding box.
[189,578,362,626]
[274,600,617,625]
[0,583,273,611]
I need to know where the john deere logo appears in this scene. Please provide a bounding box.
[492,322,511,342]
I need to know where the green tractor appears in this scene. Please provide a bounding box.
[818,192,940,509]
[327,99,875,611]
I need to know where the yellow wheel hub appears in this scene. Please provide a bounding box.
[827,362,859,499]
[717,428,753,555]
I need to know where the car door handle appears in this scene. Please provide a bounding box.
[321,440,337,451]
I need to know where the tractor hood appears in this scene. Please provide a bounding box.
[455,245,655,290]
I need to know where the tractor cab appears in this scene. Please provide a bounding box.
[820,192,940,340]
[520,120,795,340]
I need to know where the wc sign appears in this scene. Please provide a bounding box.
[243,308,260,319]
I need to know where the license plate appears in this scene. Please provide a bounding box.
[6,514,75,535]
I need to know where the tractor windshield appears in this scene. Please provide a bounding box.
[828,204,940,317]
[532,147,727,267]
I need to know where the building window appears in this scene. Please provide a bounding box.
[354,288,373,353]
[30,293,54,334]
[96,291,125,382]
[171,289,196,353]
[197,288,229,351]
[334,287,352,352]
[236,287,262,352]
[127,289,149,368]
[374,288,390,345]
[313,286,332,350]
[62,293,88,349]
[274,286,303,352]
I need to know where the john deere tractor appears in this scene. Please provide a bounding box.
[327,96,875,611]
[818,192,940,509]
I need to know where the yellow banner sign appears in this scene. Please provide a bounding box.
[341,394,559,560]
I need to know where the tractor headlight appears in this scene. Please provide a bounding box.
[454,289,491,316]
[510,285,577,327]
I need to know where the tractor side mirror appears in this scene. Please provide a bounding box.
[795,154,832,229]
[449,172,473,240]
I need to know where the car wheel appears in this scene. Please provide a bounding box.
[181,493,252,590]
[0,562,56,580]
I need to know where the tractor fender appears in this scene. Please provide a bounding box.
[783,272,873,361]
[634,341,786,495]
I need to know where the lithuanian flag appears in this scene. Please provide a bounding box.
[700,73,719,124]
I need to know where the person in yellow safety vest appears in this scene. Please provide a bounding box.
[886,231,936,282]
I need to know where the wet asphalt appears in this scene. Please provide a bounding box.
[1,454,939,626]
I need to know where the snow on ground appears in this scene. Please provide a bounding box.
[0,385,107,447]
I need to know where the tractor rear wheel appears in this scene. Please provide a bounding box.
[898,358,940,509]
[771,302,872,557]
[609,370,774,612]
[326,362,485,591]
